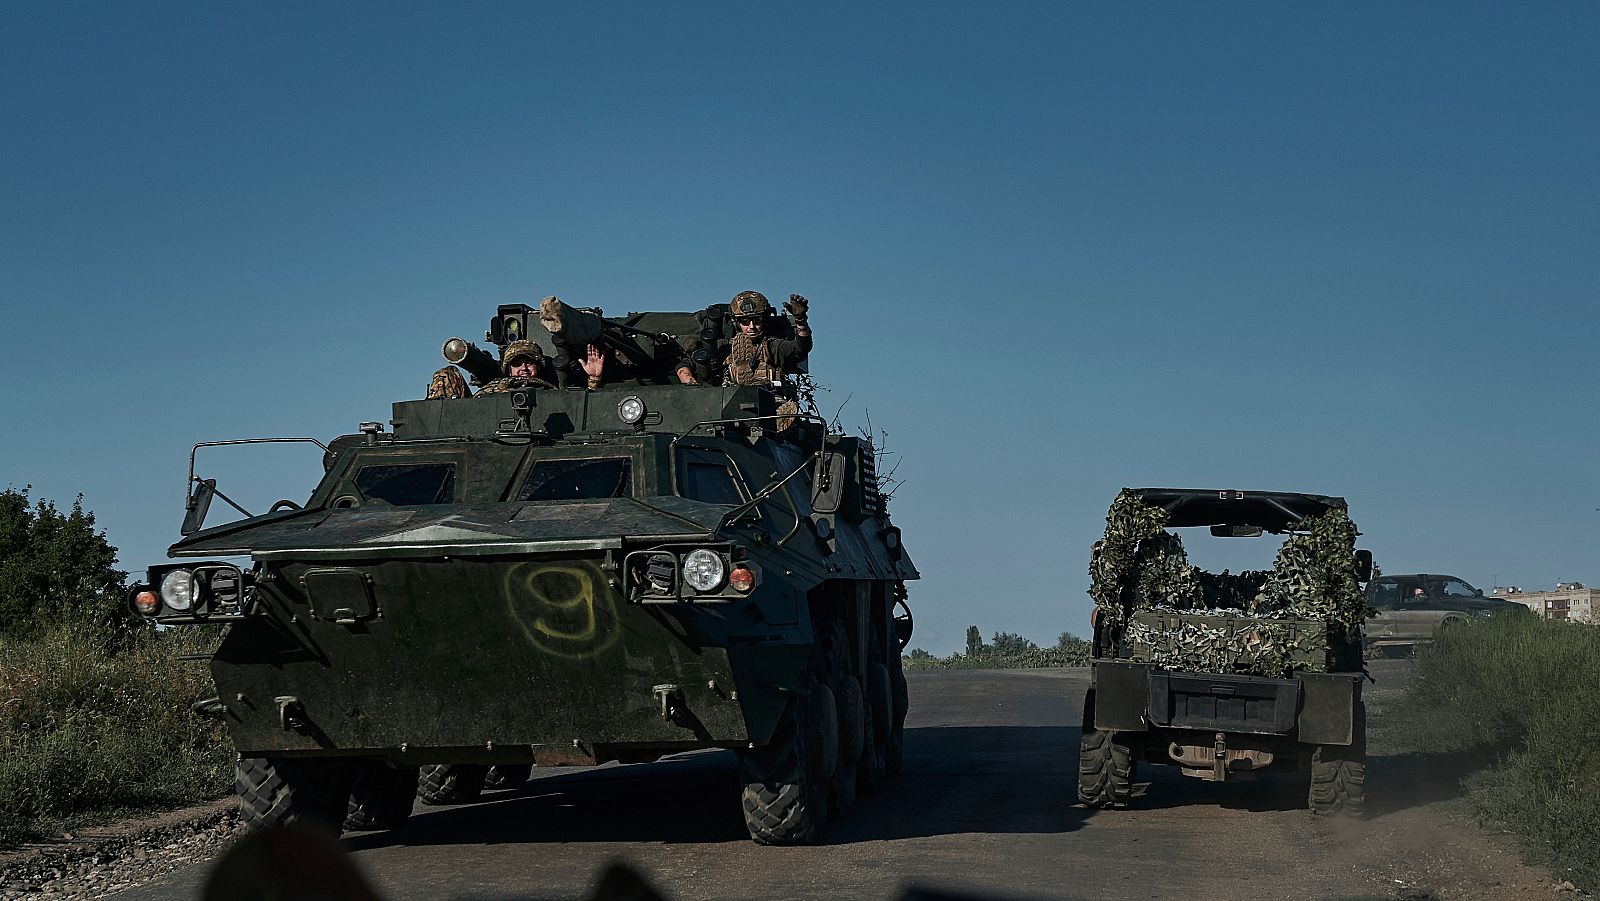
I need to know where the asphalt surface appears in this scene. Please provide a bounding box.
[113,661,1553,901]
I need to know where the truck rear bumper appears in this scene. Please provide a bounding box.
[1091,660,1360,745]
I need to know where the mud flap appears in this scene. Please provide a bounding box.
[1296,672,1359,745]
[1092,661,1151,731]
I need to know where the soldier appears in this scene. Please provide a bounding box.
[477,340,557,393]
[675,291,812,386]
[426,366,471,400]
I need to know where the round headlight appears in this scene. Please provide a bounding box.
[682,549,726,592]
[617,396,646,425]
[160,569,197,612]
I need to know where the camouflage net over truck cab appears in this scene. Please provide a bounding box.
[1089,490,1368,678]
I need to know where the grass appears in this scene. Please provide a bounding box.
[1388,613,1600,891]
[0,619,233,846]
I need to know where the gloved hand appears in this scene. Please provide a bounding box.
[785,294,809,326]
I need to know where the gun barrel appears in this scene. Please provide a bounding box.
[441,337,503,386]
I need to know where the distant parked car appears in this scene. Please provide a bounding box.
[1364,573,1529,656]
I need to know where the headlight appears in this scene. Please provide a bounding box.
[682,549,725,592]
[617,396,646,425]
[160,569,197,612]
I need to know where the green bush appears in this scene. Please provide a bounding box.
[904,631,1090,670]
[0,618,232,845]
[1394,614,1600,890]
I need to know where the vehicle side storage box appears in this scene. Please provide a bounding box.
[1148,671,1299,735]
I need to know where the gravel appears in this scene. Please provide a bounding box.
[0,801,241,900]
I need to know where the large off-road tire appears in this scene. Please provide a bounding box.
[484,764,532,791]
[1309,701,1366,817]
[417,763,486,805]
[831,675,865,816]
[1077,692,1135,808]
[235,757,353,834]
[859,662,892,795]
[344,762,420,831]
[739,691,831,845]
[888,662,908,778]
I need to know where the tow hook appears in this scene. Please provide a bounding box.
[653,684,680,722]
[1213,732,1227,782]
[191,697,227,720]
[276,696,307,732]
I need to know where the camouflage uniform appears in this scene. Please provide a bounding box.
[426,366,471,400]
[723,291,813,387]
[427,339,554,398]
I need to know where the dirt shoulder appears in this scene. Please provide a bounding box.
[0,799,239,900]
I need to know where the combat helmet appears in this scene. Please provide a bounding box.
[729,291,772,320]
[500,339,545,375]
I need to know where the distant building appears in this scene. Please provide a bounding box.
[1492,583,1597,623]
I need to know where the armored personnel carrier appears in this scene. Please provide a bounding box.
[1080,489,1372,816]
[127,301,917,845]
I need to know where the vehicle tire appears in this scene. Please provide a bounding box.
[1077,692,1135,808]
[1309,701,1366,817]
[417,763,487,805]
[235,757,353,834]
[739,691,830,845]
[832,675,865,815]
[888,663,908,778]
[483,764,532,791]
[344,762,419,831]
[859,662,892,795]
[810,683,840,780]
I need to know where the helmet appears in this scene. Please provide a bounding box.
[501,339,545,375]
[729,291,771,319]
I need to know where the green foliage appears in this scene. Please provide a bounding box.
[0,488,129,639]
[1392,614,1600,891]
[964,625,983,658]
[989,631,1037,656]
[904,628,1089,670]
[0,618,232,846]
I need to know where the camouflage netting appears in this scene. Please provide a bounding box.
[1123,616,1315,679]
[1252,507,1368,631]
[1088,490,1370,677]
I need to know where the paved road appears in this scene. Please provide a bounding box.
[116,662,1550,901]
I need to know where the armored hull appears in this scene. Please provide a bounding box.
[135,319,917,845]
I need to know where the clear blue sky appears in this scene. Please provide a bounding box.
[3,3,1595,653]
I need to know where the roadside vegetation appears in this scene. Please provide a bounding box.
[904,626,1090,670]
[0,488,231,846]
[1387,612,1600,891]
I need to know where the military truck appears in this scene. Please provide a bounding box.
[127,301,917,845]
[1080,489,1372,816]
[1364,573,1528,656]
